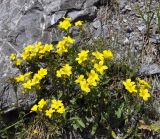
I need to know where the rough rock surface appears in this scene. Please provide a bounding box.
[0,0,160,113]
[0,0,103,113]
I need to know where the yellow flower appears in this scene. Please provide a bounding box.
[45,108,55,118]
[24,72,32,77]
[56,40,68,55]
[75,75,85,84]
[31,104,38,112]
[87,77,97,87]
[33,129,39,134]
[57,64,72,77]
[10,53,16,61]
[56,69,64,78]
[21,52,29,60]
[123,79,137,94]
[38,68,47,78]
[63,36,75,44]
[22,80,33,89]
[51,100,63,110]
[62,64,72,76]
[92,51,104,61]
[15,59,22,66]
[80,79,90,93]
[76,50,89,64]
[58,18,72,30]
[136,78,151,89]
[32,74,41,85]
[38,99,46,110]
[88,70,100,81]
[57,106,65,114]
[43,44,54,52]
[139,89,151,101]
[75,21,83,27]
[87,70,99,86]
[94,61,108,74]
[103,50,113,59]
[15,75,25,82]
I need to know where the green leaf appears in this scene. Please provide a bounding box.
[72,123,79,130]
[91,125,97,135]
[77,119,85,128]
[115,103,124,118]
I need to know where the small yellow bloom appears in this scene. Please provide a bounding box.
[33,129,39,134]
[10,53,16,61]
[22,80,33,89]
[94,61,108,74]
[38,99,46,110]
[32,74,41,85]
[103,50,113,59]
[56,69,64,78]
[136,78,151,89]
[15,75,25,82]
[38,68,47,78]
[31,104,38,112]
[88,70,100,81]
[75,75,85,84]
[45,108,55,118]
[92,51,104,61]
[80,79,90,93]
[51,100,63,110]
[123,79,137,94]
[63,36,75,44]
[57,64,72,77]
[15,59,22,66]
[62,64,72,76]
[43,44,54,52]
[57,106,65,114]
[58,18,72,30]
[139,89,151,101]
[75,21,83,27]
[76,50,89,64]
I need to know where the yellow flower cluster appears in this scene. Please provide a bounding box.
[10,53,22,66]
[56,36,75,56]
[75,49,113,93]
[75,21,83,27]
[15,68,47,91]
[15,72,32,83]
[123,78,151,101]
[75,70,100,93]
[58,17,83,30]
[21,42,53,61]
[22,68,47,90]
[56,64,72,78]
[58,18,72,30]
[31,99,65,118]
[76,50,89,64]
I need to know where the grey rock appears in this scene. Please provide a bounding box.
[123,37,130,45]
[60,0,86,10]
[84,0,99,8]
[51,11,66,25]
[0,81,37,113]
[92,20,101,29]
[138,25,146,34]
[139,64,160,75]
[0,0,100,113]
[119,0,127,9]
[67,6,97,21]
[150,35,160,44]
[42,0,61,14]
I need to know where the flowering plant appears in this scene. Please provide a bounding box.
[9,18,154,138]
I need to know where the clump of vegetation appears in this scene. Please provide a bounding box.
[0,17,158,139]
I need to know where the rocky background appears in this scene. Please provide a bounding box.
[0,0,159,113]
